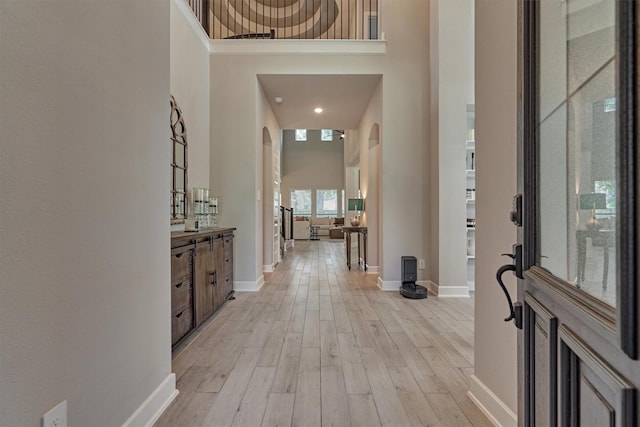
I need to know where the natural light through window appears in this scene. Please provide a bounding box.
[321,129,333,141]
[290,189,312,215]
[295,129,307,141]
[316,189,338,217]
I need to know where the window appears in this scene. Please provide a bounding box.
[290,189,312,215]
[321,129,333,141]
[316,189,338,217]
[295,129,307,141]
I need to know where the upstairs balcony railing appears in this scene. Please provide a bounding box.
[186,0,380,40]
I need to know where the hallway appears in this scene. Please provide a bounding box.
[155,240,492,426]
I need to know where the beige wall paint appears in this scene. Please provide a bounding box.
[257,81,282,278]
[356,81,383,272]
[474,0,518,420]
[431,0,475,295]
[210,0,430,286]
[170,0,211,192]
[0,1,172,426]
[281,129,346,214]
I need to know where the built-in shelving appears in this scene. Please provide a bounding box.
[466,105,475,290]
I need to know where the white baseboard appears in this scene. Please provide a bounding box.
[122,373,178,427]
[234,276,265,292]
[377,278,401,291]
[468,375,517,427]
[262,264,274,273]
[434,284,470,297]
[366,265,379,274]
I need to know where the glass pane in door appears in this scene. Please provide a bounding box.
[538,0,616,307]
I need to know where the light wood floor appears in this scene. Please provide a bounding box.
[155,240,493,427]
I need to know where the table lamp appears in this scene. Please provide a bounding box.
[579,193,606,229]
[348,198,365,226]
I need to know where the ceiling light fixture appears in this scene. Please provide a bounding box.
[314,107,323,113]
[274,96,283,104]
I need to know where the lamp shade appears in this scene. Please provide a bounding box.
[348,198,365,211]
[579,193,606,210]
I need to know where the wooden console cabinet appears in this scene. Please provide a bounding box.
[170,228,235,348]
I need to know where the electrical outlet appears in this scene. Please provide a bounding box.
[418,259,425,269]
[42,400,67,427]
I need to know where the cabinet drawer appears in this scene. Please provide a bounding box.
[171,277,192,313]
[171,306,193,346]
[171,249,192,284]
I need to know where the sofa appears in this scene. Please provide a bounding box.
[293,217,310,239]
[292,216,345,239]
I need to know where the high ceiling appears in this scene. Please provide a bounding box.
[257,74,381,130]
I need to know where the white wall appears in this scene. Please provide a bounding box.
[472,0,518,424]
[281,129,345,213]
[0,1,173,426]
[431,0,475,296]
[171,0,211,191]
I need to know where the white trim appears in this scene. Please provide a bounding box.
[122,374,178,427]
[433,284,470,297]
[263,264,274,273]
[234,276,265,292]
[173,0,211,50]
[366,265,379,274]
[210,39,387,56]
[468,375,517,427]
[377,279,401,291]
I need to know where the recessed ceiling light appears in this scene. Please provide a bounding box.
[314,107,323,113]
[274,96,283,104]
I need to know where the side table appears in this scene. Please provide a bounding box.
[309,225,320,240]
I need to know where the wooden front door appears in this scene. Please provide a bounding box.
[506,1,639,425]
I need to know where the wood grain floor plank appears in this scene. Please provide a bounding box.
[261,393,295,427]
[337,333,371,395]
[201,346,261,426]
[319,295,334,320]
[347,394,382,427]
[367,320,406,368]
[156,241,492,427]
[332,302,353,334]
[292,347,321,427]
[347,309,376,349]
[427,393,474,427]
[360,347,412,427]
[320,365,351,427]
[288,302,306,333]
[320,320,341,367]
[271,332,302,393]
[388,331,447,394]
[302,309,320,348]
[388,366,441,427]
[231,367,276,427]
[257,320,288,367]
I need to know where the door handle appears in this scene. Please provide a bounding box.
[496,263,517,322]
[495,244,523,329]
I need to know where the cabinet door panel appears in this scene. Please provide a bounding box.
[212,237,225,312]
[194,241,214,326]
[224,234,234,298]
[171,306,193,346]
